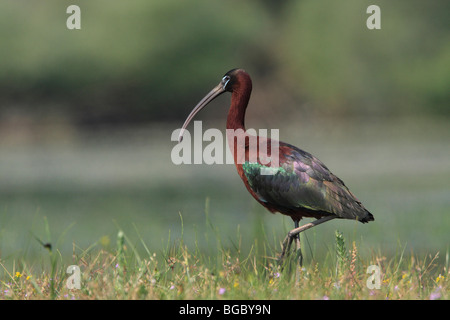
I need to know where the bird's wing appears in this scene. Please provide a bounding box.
[242,143,373,222]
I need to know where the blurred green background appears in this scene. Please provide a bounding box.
[0,1,449,266]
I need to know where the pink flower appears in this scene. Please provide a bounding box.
[429,287,441,300]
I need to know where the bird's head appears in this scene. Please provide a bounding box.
[178,69,249,142]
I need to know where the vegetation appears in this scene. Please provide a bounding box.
[1,220,447,300]
[1,117,449,300]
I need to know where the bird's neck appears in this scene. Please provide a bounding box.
[226,73,252,166]
[226,74,252,131]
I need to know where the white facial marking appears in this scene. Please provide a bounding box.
[222,76,230,89]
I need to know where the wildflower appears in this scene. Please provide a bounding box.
[218,288,226,295]
[26,275,32,280]
[233,281,239,288]
[429,287,441,300]
[436,274,444,284]
[15,272,22,278]
[322,295,329,300]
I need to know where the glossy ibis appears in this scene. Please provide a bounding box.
[178,68,374,265]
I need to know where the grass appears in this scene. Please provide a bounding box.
[0,117,448,300]
[0,213,448,300]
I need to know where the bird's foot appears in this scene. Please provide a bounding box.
[278,232,303,267]
[278,232,292,264]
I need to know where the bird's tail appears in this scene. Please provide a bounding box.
[359,210,374,223]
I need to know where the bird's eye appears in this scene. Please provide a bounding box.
[222,76,231,89]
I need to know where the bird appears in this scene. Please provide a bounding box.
[178,68,374,265]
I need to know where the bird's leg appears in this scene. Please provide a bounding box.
[280,220,303,266]
[279,232,294,263]
[279,216,336,266]
[293,220,303,266]
[279,234,293,263]
[279,220,300,265]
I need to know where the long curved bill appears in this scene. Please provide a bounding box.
[178,83,225,143]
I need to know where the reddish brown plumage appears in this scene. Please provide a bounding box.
[226,70,252,131]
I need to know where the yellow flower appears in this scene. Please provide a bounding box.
[15,272,22,278]
[26,275,32,280]
[436,274,444,283]
[233,281,239,288]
